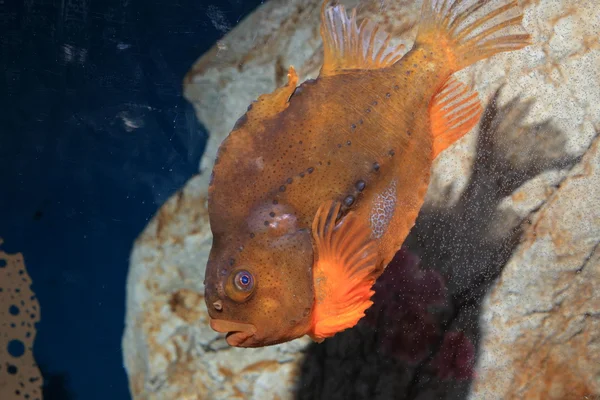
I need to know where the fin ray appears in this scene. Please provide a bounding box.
[430,77,483,159]
[416,0,531,71]
[319,1,407,76]
[308,201,378,342]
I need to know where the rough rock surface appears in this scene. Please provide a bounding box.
[123,0,600,399]
[472,135,600,400]
[0,240,43,400]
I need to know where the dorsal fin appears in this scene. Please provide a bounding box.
[416,0,531,71]
[430,77,483,159]
[319,1,406,77]
[239,66,299,128]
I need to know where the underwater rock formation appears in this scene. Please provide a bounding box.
[0,240,43,400]
[122,0,600,398]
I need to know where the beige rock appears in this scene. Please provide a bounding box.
[123,0,600,398]
[0,240,43,400]
[471,136,600,400]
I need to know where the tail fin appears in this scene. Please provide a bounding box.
[415,0,531,71]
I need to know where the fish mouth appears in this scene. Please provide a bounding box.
[209,318,257,347]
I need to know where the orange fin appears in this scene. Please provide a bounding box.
[415,0,531,71]
[430,77,483,159]
[308,200,378,342]
[319,1,406,77]
[238,66,298,129]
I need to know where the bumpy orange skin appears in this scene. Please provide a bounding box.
[204,46,449,347]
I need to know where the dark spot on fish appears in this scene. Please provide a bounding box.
[407,130,412,136]
[406,70,412,75]
[299,172,305,178]
[269,212,276,217]
[229,258,235,266]
[221,268,228,276]
[233,114,248,130]
[327,161,331,166]
[373,162,380,171]
[356,180,366,191]
[250,233,255,238]
[308,167,314,174]
[389,149,395,157]
[299,140,303,144]
[372,101,378,106]
[264,221,269,226]
[394,85,399,90]
[273,199,279,205]
[344,195,355,207]
[337,143,342,148]
[279,185,286,192]
[366,108,371,113]
[346,140,351,146]
[386,93,391,98]
[289,144,293,149]
[351,124,356,130]
[413,64,417,67]
[286,177,293,184]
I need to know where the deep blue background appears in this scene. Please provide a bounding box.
[0,0,262,398]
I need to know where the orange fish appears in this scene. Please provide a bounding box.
[204,0,530,347]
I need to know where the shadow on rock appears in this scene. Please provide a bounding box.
[294,87,582,400]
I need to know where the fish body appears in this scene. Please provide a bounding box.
[205,0,531,347]
[212,68,433,264]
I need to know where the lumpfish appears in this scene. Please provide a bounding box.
[204,0,530,347]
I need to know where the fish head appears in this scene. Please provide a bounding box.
[204,201,315,347]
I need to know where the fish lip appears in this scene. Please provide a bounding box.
[209,318,257,347]
[225,331,255,347]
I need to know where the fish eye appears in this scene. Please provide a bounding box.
[234,270,254,291]
[225,269,256,302]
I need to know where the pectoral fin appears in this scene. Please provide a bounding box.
[308,200,379,342]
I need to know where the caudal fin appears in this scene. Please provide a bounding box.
[416,0,531,71]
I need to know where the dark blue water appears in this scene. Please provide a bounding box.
[0,0,261,398]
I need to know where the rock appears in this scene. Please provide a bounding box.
[123,0,600,399]
[0,240,43,400]
[471,136,600,400]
